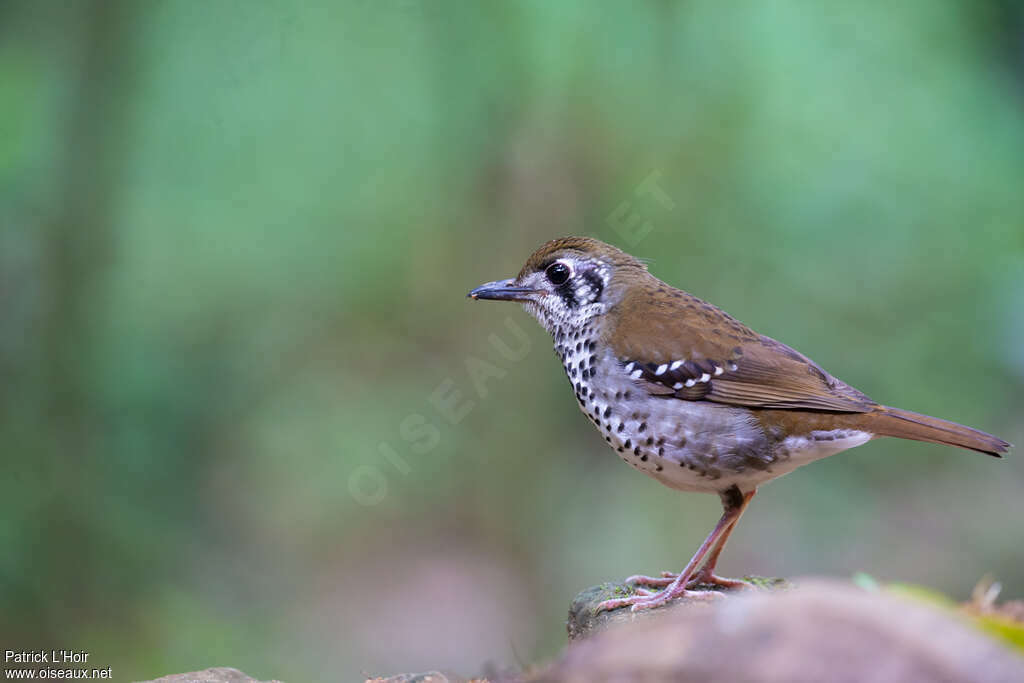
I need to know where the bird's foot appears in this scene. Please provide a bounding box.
[595,578,726,613]
[624,571,677,588]
[626,569,755,592]
[686,570,753,591]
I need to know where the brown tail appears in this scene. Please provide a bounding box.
[865,406,1010,458]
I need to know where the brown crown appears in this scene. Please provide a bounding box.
[517,236,647,280]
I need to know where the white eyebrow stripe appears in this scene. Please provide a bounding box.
[655,364,668,376]
[670,360,684,371]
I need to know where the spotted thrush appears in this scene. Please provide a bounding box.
[468,236,1010,611]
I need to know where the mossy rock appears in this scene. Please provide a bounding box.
[567,576,789,641]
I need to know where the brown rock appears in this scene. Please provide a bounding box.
[365,673,479,683]
[535,579,1024,683]
[137,668,281,683]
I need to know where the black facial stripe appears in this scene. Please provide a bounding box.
[582,270,604,300]
[558,281,577,308]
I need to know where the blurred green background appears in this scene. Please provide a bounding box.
[2,1,1023,680]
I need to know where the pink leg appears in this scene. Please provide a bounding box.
[629,492,754,590]
[687,489,757,589]
[596,487,756,613]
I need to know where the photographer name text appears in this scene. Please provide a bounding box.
[6,651,89,664]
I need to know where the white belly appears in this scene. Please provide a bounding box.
[557,340,872,493]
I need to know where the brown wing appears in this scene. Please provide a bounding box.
[607,283,876,412]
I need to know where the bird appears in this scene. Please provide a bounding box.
[468,236,1010,612]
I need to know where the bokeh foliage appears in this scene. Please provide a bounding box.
[2,1,1023,680]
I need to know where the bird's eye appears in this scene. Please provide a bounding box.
[545,261,571,285]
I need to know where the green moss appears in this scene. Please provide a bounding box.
[742,576,790,590]
[854,574,1024,654]
[884,582,958,609]
[973,615,1024,652]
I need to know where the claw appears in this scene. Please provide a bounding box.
[596,586,724,613]
[596,572,730,613]
[630,586,724,611]
[686,571,753,591]
[593,587,653,612]
[624,571,678,588]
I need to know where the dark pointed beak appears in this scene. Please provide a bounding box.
[467,278,537,302]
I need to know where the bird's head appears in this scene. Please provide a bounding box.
[468,236,647,334]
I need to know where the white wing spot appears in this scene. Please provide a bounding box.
[673,382,683,390]
[670,360,684,371]
[713,365,724,376]
[630,369,643,379]
[655,364,668,376]
[700,373,711,382]
[685,379,696,387]
[728,362,738,372]
[625,362,635,373]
